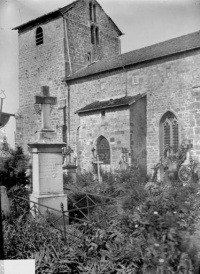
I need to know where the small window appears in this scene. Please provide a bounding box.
[87,52,92,63]
[89,3,93,21]
[36,27,43,46]
[93,4,96,22]
[91,25,95,44]
[160,111,179,154]
[95,27,99,45]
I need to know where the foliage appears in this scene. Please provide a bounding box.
[117,182,200,273]
[0,146,29,189]
[68,166,147,197]
[66,167,146,224]
[7,184,31,218]
[3,167,200,273]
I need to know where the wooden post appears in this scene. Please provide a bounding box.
[97,155,102,183]
[86,195,90,220]
[0,188,4,259]
[34,203,36,217]
[61,203,67,244]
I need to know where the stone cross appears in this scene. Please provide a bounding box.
[35,86,57,130]
[183,139,193,165]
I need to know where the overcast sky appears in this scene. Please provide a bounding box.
[1,0,200,147]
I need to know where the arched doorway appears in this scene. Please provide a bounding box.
[96,136,111,173]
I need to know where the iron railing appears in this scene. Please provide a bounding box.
[11,189,119,244]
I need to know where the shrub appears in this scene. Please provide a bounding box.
[0,146,29,189]
[3,168,200,273]
[7,184,30,219]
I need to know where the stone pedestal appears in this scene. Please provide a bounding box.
[63,164,77,184]
[28,86,68,222]
[28,143,67,219]
[0,186,10,217]
[30,193,67,216]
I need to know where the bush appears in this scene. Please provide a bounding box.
[3,168,200,273]
[0,146,29,189]
[7,184,31,219]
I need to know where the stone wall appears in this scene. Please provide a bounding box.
[16,17,66,151]
[16,0,121,152]
[145,50,200,173]
[69,70,128,152]
[78,106,130,171]
[65,0,121,74]
[16,0,200,174]
[130,96,147,174]
[68,49,200,174]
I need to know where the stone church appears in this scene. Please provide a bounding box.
[13,0,200,175]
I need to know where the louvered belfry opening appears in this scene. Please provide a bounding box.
[97,136,110,164]
[91,25,95,44]
[36,27,43,46]
[95,27,99,45]
[160,111,179,154]
[89,2,93,21]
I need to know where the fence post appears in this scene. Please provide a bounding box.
[86,195,90,220]
[34,203,36,217]
[61,203,67,244]
[13,198,17,215]
[0,186,4,259]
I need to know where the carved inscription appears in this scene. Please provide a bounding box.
[40,154,62,181]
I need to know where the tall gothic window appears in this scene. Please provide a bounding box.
[36,27,43,46]
[160,111,179,154]
[97,136,110,164]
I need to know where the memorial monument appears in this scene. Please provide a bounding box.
[28,86,67,216]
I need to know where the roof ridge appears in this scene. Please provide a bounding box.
[121,29,200,56]
[92,29,200,65]
[75,94,143,114]
[12,0,77,30]
[67,29,200,81]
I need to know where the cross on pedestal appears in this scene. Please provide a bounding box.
[35,86,57,131]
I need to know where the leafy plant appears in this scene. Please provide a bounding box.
[3,167,200,274]
[0,146,29,189]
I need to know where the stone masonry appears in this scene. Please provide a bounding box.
[67,47,200,174]
[76,95,146,173]
[14,0,200,175]
[78,107,130,172]
[14,0,122,152]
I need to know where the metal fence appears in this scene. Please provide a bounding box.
[12,189,119,244]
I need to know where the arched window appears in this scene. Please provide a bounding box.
[91,25,95,44]
[36,27,43,46]
[97,136,110,164]
[160,111,179,154]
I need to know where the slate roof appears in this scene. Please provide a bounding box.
[75,94,144,114]
[66,30,200,82]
